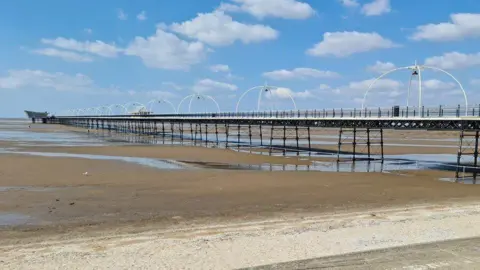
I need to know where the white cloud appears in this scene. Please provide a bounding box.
[117,9,128,20]
[170,11,278,46]
[421,79,456,91]
[210,64,243,80]
[84,28,93,34]
[225,73,243,80]
[218,0,315,20]
[339,0,359,7]
[41,37,120,58]
[31,48,93,62]
[340,78,404,106]
[137,11,147,21]
[471,79,480,86]
[124,28,206,70]
[361,0,391,16]
[318,84,331,90]
[146,90,178,100]
[366,61,396,74]
[0,70,94,92]
[210,64,230,72]
[347,78,402,92]
[410,13,480,42]
[162,82,183,90]
[193,78,238,92]
[307,31,397,57]
[268,87,313,99]
[424,52,480,70]
[263,68,340,80]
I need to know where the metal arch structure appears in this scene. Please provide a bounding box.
[108,104,128,115]
[361,66,410,110]
[177,93,221,113]
[260,86,297,112]
[147,98,177,114]
[235,84,297,113]
[361,62,468,115]
[98,105,112,116]
[423,65,468,115]
[188,94,220,113]
[124,102,147,114]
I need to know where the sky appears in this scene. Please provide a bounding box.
[1,0,480,116]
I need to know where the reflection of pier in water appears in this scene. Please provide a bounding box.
[81,128,480,184]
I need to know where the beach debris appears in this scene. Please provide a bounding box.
[83,171,89,176]
[56,199,60,202]
[172,216,182,220]
[69,202,75,205]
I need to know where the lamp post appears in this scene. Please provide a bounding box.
[146,98,177,114]
[177,93,220,113]
[235,83,297,112]
[362,61,468,115]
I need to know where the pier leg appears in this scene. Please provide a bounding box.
[180,123,184,144]
[190,123,194,144]
[205,124,208,146]
[215,123,219,145]
[352,127,357,161]
[337,128,343,162]
[237,124,241,149]
[380,129,384,162]
[225,123,229,148]
[295,125,299,156]
[367,128,371,160]
[259,124,263,146]
[456,130,480,183]
[307,126,311,156]
[474,131,479,184]
[248,125,252,148]
[269,124,274,155]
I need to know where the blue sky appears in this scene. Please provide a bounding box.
[1,0,480,116]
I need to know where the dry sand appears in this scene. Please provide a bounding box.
[2,202,480,269]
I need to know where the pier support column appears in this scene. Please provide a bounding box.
[337,127,384,162]
[456,130,480,183]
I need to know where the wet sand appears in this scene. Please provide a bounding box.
[0,153,478,236]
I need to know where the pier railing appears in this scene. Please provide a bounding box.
[61,105,480,119]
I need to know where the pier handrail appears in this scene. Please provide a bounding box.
[55,104,480,120]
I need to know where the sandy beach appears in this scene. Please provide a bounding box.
[0,120,479,269]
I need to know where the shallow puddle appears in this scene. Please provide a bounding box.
[0,150,188,170]
[0,130,107,146]
[0,186,59,192]
[0,213,35,226]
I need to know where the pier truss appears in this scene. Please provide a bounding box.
[44,104,480,183]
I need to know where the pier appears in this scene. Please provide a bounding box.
[45,104,480,183]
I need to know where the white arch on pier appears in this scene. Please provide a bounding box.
[93,106,103,115]
[361,62,468,115]
[124,102,147,114]
[177,93,220,113]
[98,105,111,116]
[235,84,297,112]
[108,104,129,115]
[147,98,177,114]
